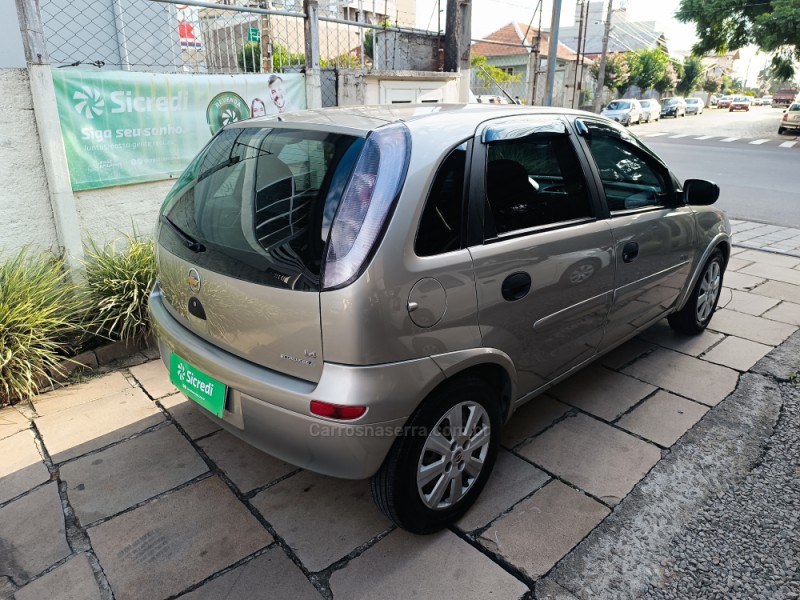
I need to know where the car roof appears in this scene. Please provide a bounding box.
[227,104,590,136]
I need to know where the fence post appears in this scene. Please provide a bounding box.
[303,0,322,109]
[15,0,84,274]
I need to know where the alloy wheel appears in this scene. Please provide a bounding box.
[696,260,721,322]
[417,402,491,510]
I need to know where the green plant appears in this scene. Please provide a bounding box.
[82,232,156,343]
[0,249,84,403]
[238,41,261,72]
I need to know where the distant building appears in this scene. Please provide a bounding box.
[471,22,593,108]
[556,1,667,59]
[701,51,740,78]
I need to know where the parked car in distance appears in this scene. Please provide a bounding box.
[708,95,719,107]
[778,102,800,134]
[475,95,509,105]
[638,99,661,122]
[601,99,642,126]
[661,97,687,118]
[685,98,704,115]
[150,104,731,533]
[729,96,751,112]
[760,96,773,106]
[772,88,796,108]
[717,95,733,109]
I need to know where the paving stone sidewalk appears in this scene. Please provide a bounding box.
[730,219,800,257]
[2,247,800,599]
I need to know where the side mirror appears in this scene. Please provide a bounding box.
[684,179,720,206]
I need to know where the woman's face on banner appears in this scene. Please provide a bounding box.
[251,99,267,117]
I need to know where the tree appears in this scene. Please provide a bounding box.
[470,54,522,86]
[676,56,704,95]
[626,48,669,92]
[590,53,630,92]
[703,76,722,93]
[655,62,679,94]
[364,31,374,60]
[676,0,800,79]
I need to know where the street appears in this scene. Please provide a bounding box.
[631,104,800,228]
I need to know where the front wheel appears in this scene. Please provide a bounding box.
[370,376,501,534]
[668,249,725,335]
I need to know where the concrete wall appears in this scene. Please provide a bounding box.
[338,70,459,105]
[373,31,441,72]
[0,68,59,260]
[74,180,174,246]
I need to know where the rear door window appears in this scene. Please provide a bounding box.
[159,127,363,291]
[484,134,594,236]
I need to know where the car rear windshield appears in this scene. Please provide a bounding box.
[607,101,630,110]
[158,127,364,291]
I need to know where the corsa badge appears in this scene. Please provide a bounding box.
[187,268,201,293]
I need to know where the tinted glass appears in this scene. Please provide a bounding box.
[583,121,670,212]
[159,127,363,291]
[416,144,467,256]
[485,135,593,236]
[789,104,800,111]
[640,100,651,107]
[607,101,630,110]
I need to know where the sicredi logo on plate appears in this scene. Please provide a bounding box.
[177,362,215,396]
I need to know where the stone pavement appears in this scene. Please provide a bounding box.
[2,247,800,599]
[730,219,800,257]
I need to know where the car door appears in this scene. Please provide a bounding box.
[468,116,616,399]
[574,118,696,349]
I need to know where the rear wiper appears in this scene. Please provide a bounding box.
[196,155,241,183]
[160,215,206,253]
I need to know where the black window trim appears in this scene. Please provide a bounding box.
[482,216,598,244]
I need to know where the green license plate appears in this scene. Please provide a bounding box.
[170,354,227,417]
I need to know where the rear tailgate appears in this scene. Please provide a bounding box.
[156,126,364,383]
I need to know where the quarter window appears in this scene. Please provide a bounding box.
[415,144,467,256]
[484,135,593,236]
[583,121,671,212]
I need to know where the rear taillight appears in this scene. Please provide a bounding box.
[310,400,367,420]
[783,114,789,121]
[322,123,411,290]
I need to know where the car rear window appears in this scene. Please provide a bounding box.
[158,127,363,291]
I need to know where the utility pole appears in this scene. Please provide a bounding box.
[592,0,614,113]
[544,0,562,106]
[444,0,472,101]
[571,0,585,108]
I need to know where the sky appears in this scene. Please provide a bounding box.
[415,0,765,86]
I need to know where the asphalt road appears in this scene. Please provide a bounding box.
[628,105,800,228]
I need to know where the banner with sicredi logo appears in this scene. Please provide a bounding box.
[52,70,306,191]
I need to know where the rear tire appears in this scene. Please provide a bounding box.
[668,249,725,335]
[370,376,501,534]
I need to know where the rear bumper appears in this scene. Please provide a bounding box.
[149,286,446,479]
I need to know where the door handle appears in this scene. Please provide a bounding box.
[501,272,532,301]
[622,242,639,263]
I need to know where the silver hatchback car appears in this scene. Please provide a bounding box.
[150,105,730,533]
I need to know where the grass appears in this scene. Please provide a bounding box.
[0,249,84,403]
[82,232,156,343]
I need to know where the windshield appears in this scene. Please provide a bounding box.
[606,101,630,110]
[686,99,699,104]
[734,97,748,102]
[159,127,364,291]
[664,99,679,106]
[640,100,650,107]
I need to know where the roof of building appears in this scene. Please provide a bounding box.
[471,22,587,63]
